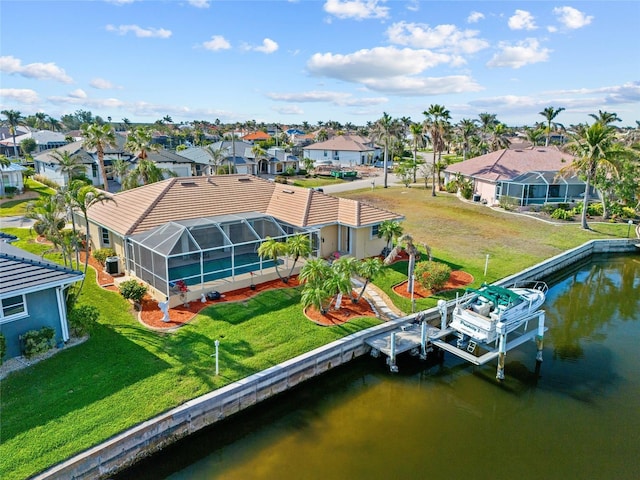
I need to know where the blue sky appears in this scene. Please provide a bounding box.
[1,0,639,127]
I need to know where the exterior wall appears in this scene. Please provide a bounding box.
[352,226,386,259]
[303,149,367,168]
[319,224,339,258]
[475,179,498,205]
[156,162,192,178]
[1,169,26,194]
[0,288,63,359]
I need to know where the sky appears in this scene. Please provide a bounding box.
[1,0,639,128]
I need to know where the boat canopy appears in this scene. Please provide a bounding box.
[466,284,523,306]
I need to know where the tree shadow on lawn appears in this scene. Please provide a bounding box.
[0,322,171,443]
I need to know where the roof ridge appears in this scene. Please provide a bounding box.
[126,178,177,235]
[0,252,82,275]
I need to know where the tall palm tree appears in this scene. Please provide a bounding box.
[409,122,426,183]
[371,112,402,188]
[456,118,478,161]
[109,158,131,185]
[204,144,226,175]
[257,237,287,283]
[1,109,24,158]
[81,123,116,191]
[26,194,68,264]
[123,158,174,190]
[478,112,498,136]
[125,126,160,160]
[51,150,85,185]
[524,127,546,147]
[34,112,48,130]
[488,123,511,152]
[423,104,451,196]
[384,234,419,294]
[539,106,566,147]
[66,183,115,288]
[47,116,61,132]
[588,110,622,126]
[562,122,617,230]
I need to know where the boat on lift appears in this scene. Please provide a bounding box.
[449,282,548,344]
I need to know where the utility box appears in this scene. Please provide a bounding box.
[105,256,120,275]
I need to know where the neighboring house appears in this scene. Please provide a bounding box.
[176,141,257,175]
[0,125,30,157]
[10,130,69,154]
[0,242,84,361]
[0,163,26,195]
[83,175,402,303]
[258,147,299,175]
[144,149,194,178]
[302,135,380,168]
[33,141,98,188]
[443,146,592,206]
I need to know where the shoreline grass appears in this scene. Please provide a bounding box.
[0,185,632,479]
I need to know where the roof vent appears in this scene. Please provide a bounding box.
[238,177,251,182]
[180,181,197,187]
[282,189,294,194]
[515,149,523,152]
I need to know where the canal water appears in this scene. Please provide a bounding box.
[118,254,640,480]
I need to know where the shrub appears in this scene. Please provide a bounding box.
[541,203,557,215]
[33,219,66,236]
[20,327,55,359]
[4,186,17,195]
[445,181,458,193]
[621,207,638,219]
[499,195,519,211]
[32,174,60,189]
[297,168,307,176]
[274,175,288,184]
[459,180,474,200]
[586,202,603,216]
[551,208,574,220]
[68,305,99,336]
[414,261,452,292]
[119,279,148,304]
[93,248,116,265]
[0,332,6,365]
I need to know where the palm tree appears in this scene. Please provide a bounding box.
[81,123,116,191]
[284,233,312,280]
[109,158,131,185]
[125,126,160,160]
[26,195,68,264]
[377,220,404,254]
[48,116,61,132]
[409,123,426,183]
[524,127,546,147]
[539,106,566,147]
[51,150,85,184]
[384,234,420,294]
[34,112,48,130]
[326,256,356,310]
[65,183,115,288]
[456,118,478,161]
[423,104,451,196]
[0,155,10,168]
[371,112,402,188]
[562,122,617,230]
[204,144,227,175]
[257,237,287,283]
[588,110,622,126]
[123,158,174,190]
[251,145,267,173]
[1,109,24,158]
[354,257,384,303]
[488,123,511,152]
[478,112,498,136]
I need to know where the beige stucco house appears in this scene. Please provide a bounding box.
[83,174,402,304]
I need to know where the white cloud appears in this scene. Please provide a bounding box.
[508,10,537,30]
[307,46,453,83]
[188,0,210,8]
[0,55,73,83]
[0,88,40,104]
[105,0,137,5]
[48,92,126,109]
[273,105,304,115]
[323,0,389,20]
[487,38,550,68]
[68,89,88,99]
[362,75,483,96]
[551,81,640,105]
[90,78,119,89]
[202,35,231,51]
[553,6,593,29]
[467,11,485,23]
[253,38,279,54]
[386,21,489,54]
[105,24,172,38]
[267,90,387,107]
[406,0,420,13]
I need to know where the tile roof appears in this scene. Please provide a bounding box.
[444,146,575,182]
[303,135,376,152]
[0,243,84,296]
[242,131,272,141]
[87,174,402,236]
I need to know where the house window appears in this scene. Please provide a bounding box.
[1,295,26,322]
[323,150,327,157]
[101,227,110,246]
[92,164,98,178]
[371,224,380,239]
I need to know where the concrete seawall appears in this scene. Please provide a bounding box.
[34,239,638,479]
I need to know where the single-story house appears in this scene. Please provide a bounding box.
[1,163,27,195]
[0,242,84,361]
[443,146,593,206]
[83,174,402,304]
[302,135,380,168]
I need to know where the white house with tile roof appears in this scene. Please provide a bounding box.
[83,174,402,303]
[444,146,592,206]
[302,135,380,168]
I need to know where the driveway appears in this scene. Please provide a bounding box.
[1,215,35,228]
[321,172,400,194]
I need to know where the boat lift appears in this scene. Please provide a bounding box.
[366,300,547,380]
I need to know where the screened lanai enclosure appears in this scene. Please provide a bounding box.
[126,212,319,296]
[497,171,593,206]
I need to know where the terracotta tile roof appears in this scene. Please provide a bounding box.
[87,174,403,236]
[444,146,575,182]
[303,135,375,152]
[242,131,272,141]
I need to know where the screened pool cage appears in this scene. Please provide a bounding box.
[126,212,319,296]
[498,171,591,206]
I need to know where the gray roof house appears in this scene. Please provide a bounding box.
[302,135,380,168]
[0,242,84,361]
[176,141,257,175]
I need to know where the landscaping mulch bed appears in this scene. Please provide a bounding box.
[392,270,474,299]
[305,291,376,326]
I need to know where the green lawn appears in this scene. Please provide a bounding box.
[0,184,632,479]
[0,179,55,217]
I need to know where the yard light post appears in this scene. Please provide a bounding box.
[627,220,634,238]
[211,340,220,375]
